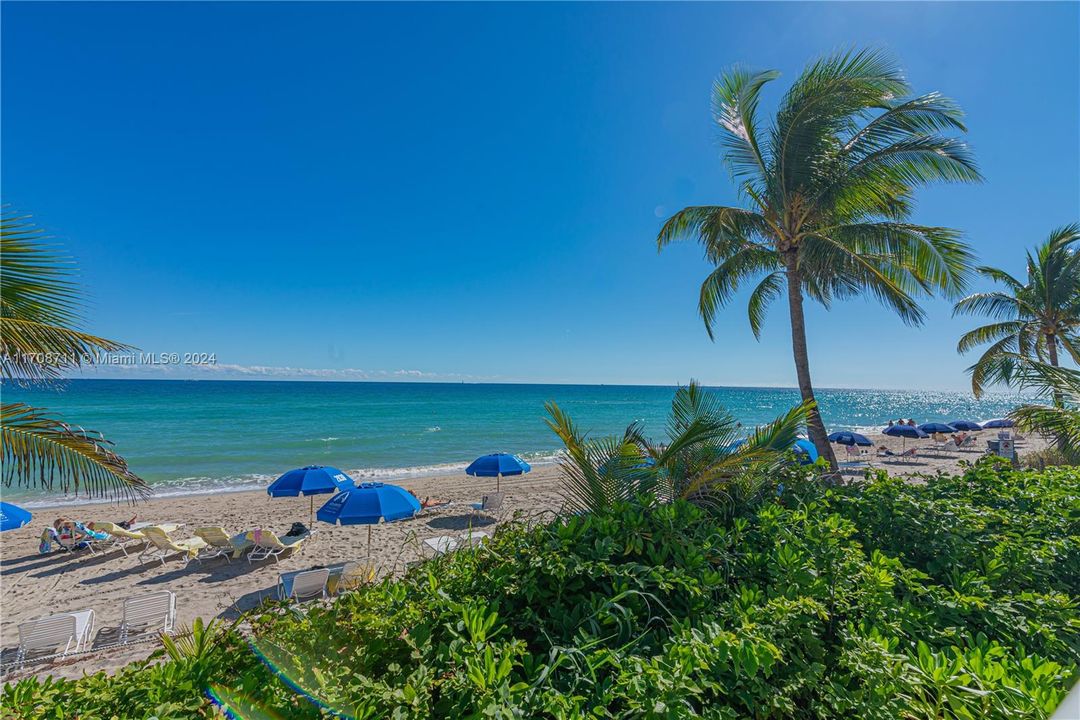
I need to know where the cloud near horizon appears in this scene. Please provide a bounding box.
[67,360,488,382]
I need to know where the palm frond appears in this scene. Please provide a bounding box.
[712,66,780,193]
[1,402,148,501]
[747,272,785,339]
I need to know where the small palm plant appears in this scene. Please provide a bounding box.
[658,49,980,469]
[546,381,812,514]
[954,223,1080,403]
[1,210,147,499]
[980,353,1080,464]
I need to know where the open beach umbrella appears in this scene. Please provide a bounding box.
[828,431,873,447]
[981,418,1015,429]
[0,502,32,532]
[882,424,928,449]
[268,465,355,523]
[316,482,421,555]
[948,420,983,431]
[918,422,957,435]
[792,439,819,465]
[466,453,531,492]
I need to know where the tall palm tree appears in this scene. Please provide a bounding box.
[1,209,148,500]
[657,49,981,469]
[954,223,1080,403]
[546,380,811,514]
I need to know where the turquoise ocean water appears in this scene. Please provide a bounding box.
[2,380,1025,506]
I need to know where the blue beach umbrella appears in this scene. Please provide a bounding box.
[792,439,819,465]
[466,453,531,491]
[949,420,983,431]
[981,418,1015,429]
[317,482,421,554]
[883,424,929,449]
[828,431,873,447]
[268,465,355,522]
[0,502,32,532]
[918,422,957,435]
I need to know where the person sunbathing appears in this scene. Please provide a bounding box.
[404,488,451,509]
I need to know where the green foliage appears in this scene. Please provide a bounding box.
[546,380,812,514]
[5,464,1078,719]
[954,223,1080,398]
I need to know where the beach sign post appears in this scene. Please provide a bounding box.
[316,482,421,556]
[267,465,355,524]
[465,453,531,492]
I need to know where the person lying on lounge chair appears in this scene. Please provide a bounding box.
[404,488,451,509]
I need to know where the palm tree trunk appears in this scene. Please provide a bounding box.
[784,252,838,470]
[1047,333,1063,407]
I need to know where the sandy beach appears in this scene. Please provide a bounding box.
[0,431,1045,681]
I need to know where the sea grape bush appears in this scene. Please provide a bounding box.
[3,460,1077,719]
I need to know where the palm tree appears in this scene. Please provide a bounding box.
[657,49,981,468]
[545,380,811,514]
[954,223,1080,403]
[979,353,1080,464]
[1,209,148,500]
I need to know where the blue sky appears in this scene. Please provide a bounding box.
[3,2,1078,390]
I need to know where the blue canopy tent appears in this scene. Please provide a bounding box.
[948,420,983,431]
[981,418,1015,429]
[268,465,355,523]
[828,431,873,447]
[466,453,531,492]
[317,482,421,555]
[0,502,32,532]
[883,424,928,449]
[918,422,957,435]
[792,439,819,465]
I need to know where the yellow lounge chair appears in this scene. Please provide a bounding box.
[193,527,253,563]
[336,558,376,594]
[138,526,207,566]
[247,528,311,564]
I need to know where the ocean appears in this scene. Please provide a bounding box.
[1,380,1024,505]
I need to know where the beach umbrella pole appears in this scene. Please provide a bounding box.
[367,525,372,557]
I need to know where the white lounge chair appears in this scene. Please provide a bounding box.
[247,528,312,564]
[138,526,207,566]
[842,445,869,462]
[955,435,978,450]
[194,527,252,563]
[277,568,329,604]
[119,590,176,644]
[16,610,95,666]
[469,492,504,520]
[930,438,957,454]
[460,529,490,547]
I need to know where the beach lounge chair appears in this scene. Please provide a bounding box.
[469,492,504,520]
[336,559,376,594]
[138,526,207,566]
[460,529,490,547]
[119,590,176,644]
[843,445,868,462]
[16,610,95,667]
[91,521,148,556]
[194,527,252,563]
[247,528,311,564]
[930,437,957,454]
[277,568,329,604]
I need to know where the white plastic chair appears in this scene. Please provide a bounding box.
[16,610,95,666]
[469,492,504,519]
[277,568,329,604]
[120,590,176,644]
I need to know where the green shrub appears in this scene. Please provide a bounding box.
[4,462,1078,719]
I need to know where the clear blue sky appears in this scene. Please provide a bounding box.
[3,2,1078,390]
